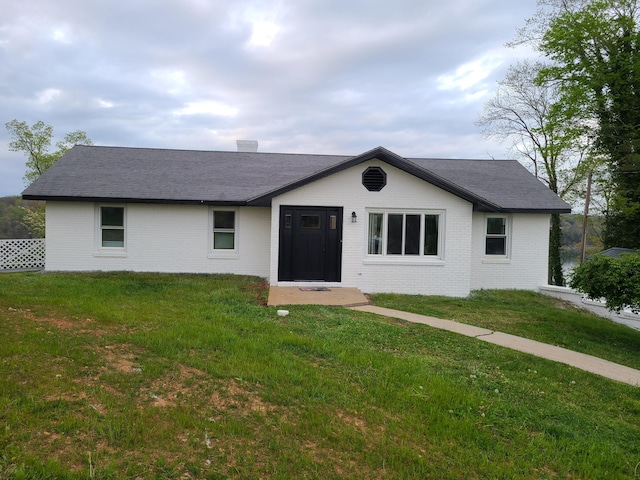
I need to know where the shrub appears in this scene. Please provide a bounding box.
[569,253,640,312]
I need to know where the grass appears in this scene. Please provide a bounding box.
[0,272,638,479]
[371,289,640,371]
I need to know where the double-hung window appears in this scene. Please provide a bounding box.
[99,206,125,248]
[368,211,443,258]
[485,216,509,256]
[212,210,236,251]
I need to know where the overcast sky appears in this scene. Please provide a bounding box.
[0,0,538,196]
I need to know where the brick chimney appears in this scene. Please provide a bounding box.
[236,140,258,152]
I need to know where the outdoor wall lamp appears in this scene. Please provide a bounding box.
[351,211,357,223]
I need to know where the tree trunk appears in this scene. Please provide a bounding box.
[579,170,592,264]
[549,213,565,286]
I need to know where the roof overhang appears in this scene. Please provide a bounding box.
[473,205,572,214]
[22,145,572,215]
[21,195,248,207]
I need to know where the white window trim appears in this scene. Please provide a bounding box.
[208,207,239,259]
[483,214,511,262]
[365,208,445,263]
[94,204,127,257]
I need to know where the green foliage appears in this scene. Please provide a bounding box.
[5,119,92,186]
[22,201,46,238]
[548,214,565,285]
[561,213,604,261]
[477,60,594,285]
[570,253,640,312]
[534,0,640,248]
[0,196,44,239]
[0,197,29,239]
[478,60,591,199]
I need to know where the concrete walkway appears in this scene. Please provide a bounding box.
[350,305,640,387]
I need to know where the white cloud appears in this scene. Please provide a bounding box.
[97,99,114,108]
[0,0,541,196]
[437,51,506,92]
[248,20,280,47]
[228,1,284,48]
[150,69,189,96]
[36,88,62,104]
[173,101,239,117]
[51,26,72,43]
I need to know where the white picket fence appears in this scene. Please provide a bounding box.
[0,238,45,271]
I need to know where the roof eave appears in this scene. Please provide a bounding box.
[473,205,572,214]
[22,194,248,207]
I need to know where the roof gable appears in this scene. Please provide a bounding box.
[248,146,499,209]
[22,145,571,213]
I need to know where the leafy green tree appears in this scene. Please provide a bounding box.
[6,119,92,186]
[0,197,30,239]
[570,253,640,312]
[22,202,46,238]
[516,0,640,249]
[478,60,592,285]
[561,213,604,261]
[0,196,46,238]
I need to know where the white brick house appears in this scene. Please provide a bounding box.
[22,145,570,297]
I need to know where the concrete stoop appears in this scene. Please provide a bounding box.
[267,286,369,307]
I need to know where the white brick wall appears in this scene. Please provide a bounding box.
[45,202,271,277]
[44,163,552,296]
[270,160,474,296]
[470,212,550,290]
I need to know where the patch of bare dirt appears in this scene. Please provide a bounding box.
[335,409,368,431]
[98,344,142,373]
[300,440,380,480]
[209,378,278,417]
[6,306,111,335]
[142,364,210,408]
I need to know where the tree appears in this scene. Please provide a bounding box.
[6,119,93,186]
[570,252,640,312]
[0,196,30,239]
[516,0,640,249]
[478,60,592,285]
[0,196,46,239]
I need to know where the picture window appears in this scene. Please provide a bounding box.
[368,211,443,258]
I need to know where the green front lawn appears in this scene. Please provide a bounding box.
[371,289,640,371]
[0,272,639,479]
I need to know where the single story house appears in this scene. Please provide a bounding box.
[22,144,570,297]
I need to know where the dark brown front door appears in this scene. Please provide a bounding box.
[278,206,342,282]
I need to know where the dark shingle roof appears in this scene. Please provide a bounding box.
[22,145,571,213]
[595,248,639,259]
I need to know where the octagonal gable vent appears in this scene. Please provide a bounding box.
[362,166,387,191]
